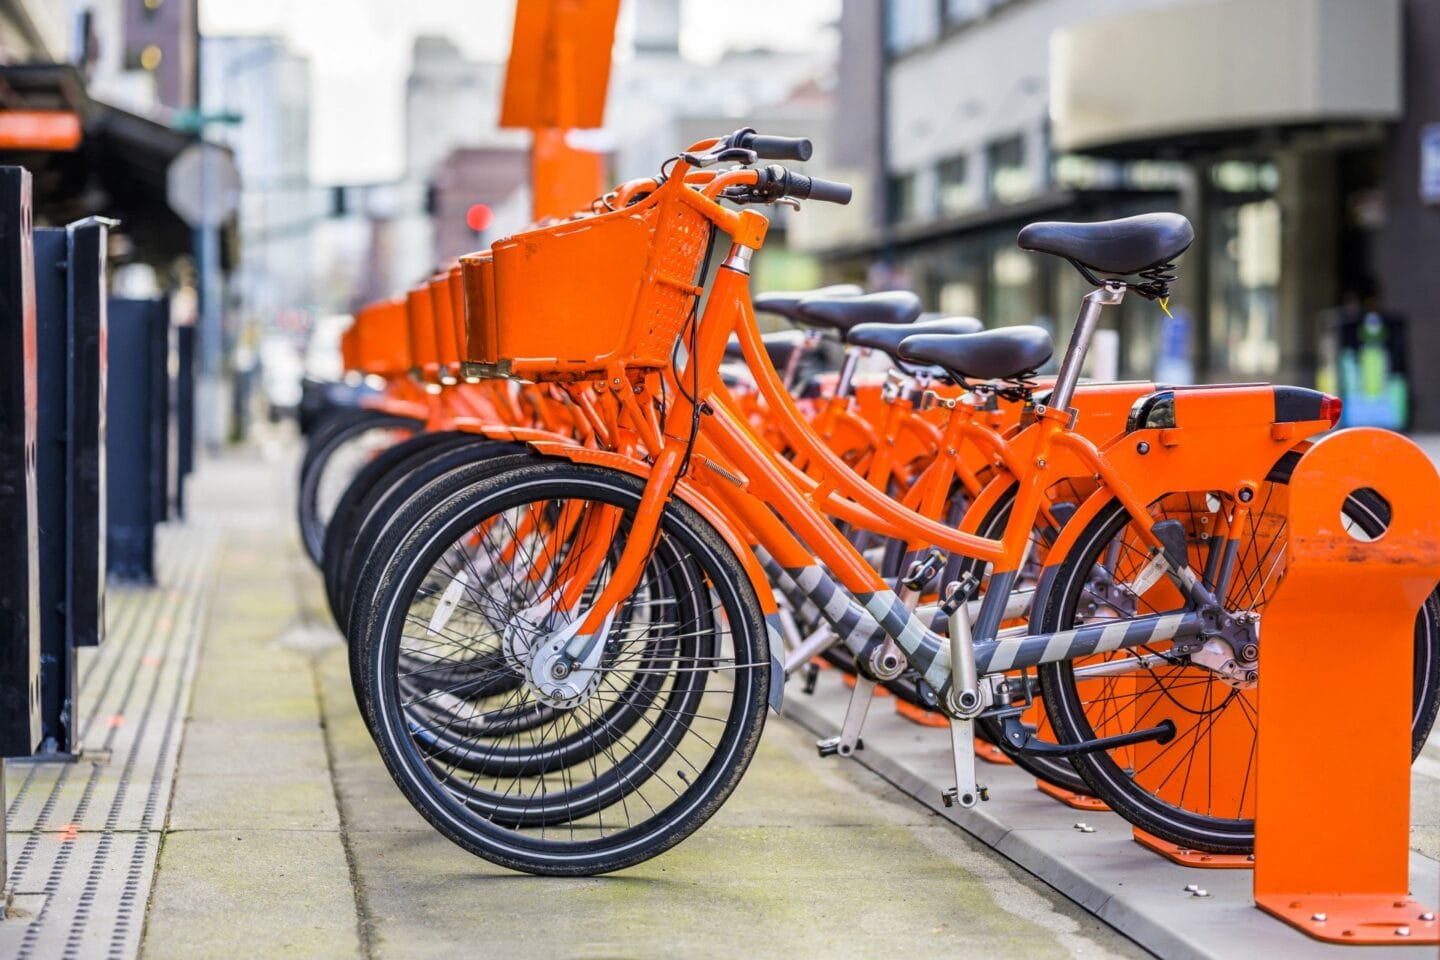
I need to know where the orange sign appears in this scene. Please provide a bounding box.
[0,111,83,151]
[500,0,619,129]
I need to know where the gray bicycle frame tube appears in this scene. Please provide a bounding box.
[770,552,1210,694]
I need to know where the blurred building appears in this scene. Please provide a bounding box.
[606,0,841,295]
[391,36,525,286]
[390,7,840,294]
[0,0,227,280]
[607,5,835,185]
[829,0,1440,424]
[200,36,316,330]
[430,146,528,266]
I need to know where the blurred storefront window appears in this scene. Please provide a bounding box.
[1211,160,1280,195]
[885,0,939,54]
[987,135,1035,204]
[1209,198,1282,375]
[888,171,922,224]
[945,0,990,27]
[936,154,978,217]
[989,244,1035,326]
[1052,154,1119,191]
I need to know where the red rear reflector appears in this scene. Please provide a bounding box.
[1319,394,1343,425]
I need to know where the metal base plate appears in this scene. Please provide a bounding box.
[1134,828,1254,869]
[1257,895,1438,945]
[1035,778,1109,811]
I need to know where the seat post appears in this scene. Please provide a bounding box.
[1050,281,1125,412]
[780,329,820,393]
[833,345,864,398]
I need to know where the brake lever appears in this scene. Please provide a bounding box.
[682,146,759,168]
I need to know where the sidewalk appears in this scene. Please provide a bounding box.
[136,439,1147,960]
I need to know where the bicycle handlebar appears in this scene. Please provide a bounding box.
[733,130,813,162]
[721,165,852,206]
[783,170,851,204]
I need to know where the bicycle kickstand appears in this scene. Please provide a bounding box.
[816,674,874,758]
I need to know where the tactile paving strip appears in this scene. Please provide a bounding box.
[2,522,219,960]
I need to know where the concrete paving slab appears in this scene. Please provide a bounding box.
[140,448,364,960]
[316,640,1149,960]
[142,829,360,960]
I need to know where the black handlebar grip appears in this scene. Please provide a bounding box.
[745,134,813,162]
[788,171,852,205]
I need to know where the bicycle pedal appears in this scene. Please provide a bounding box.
[801,662,820,695]
[816,735,863,758]
[940,783,987,808]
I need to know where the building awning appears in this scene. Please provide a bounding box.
[0,63,233,267]
[1050,0,1402,157]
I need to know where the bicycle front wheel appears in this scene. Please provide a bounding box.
[355,460,770,875]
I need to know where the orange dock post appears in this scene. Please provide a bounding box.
[1252,428,1440,945]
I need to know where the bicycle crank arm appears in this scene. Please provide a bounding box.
[998,714,1176,757]
[941,717,987,809]
[816,674,874,758]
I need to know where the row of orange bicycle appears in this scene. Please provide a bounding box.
[295,129,1439,876]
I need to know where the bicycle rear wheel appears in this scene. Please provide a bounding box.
[1036,458,1440,853]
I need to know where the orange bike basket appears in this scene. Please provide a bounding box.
[460,177,710,383]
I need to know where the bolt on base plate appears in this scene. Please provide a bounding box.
[1035,778,1109,812]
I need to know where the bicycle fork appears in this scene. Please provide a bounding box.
[527,445,686,707]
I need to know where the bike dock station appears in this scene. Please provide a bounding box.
[785,425,1440,958]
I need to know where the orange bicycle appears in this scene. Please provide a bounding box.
[342,133,1439,876]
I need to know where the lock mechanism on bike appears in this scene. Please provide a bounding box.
[901,549,947,594]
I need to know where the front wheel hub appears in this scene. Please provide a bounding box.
[525,616,611,708]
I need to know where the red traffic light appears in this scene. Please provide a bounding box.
[466,203,494,232]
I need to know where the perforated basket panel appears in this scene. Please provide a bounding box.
[491,211,649,376]
[482,184,711,382]
[627,200,709,370]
